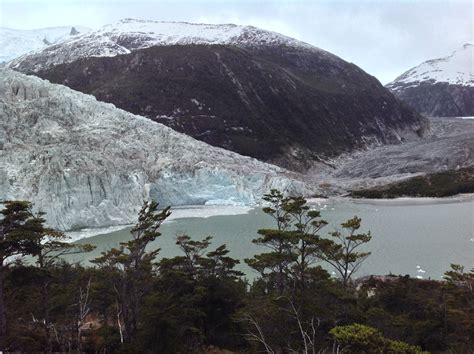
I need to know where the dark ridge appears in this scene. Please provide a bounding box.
[32,44,428,169]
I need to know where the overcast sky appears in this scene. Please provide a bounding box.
[1,0,472,84]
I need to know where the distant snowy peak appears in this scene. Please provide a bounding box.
[8,18,326,72]
[387,44,474,117]
[388,44,474,89]
[0,26,90,63]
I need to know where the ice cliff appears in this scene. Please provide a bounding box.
[0,69,310,230]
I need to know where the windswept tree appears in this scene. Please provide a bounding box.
[174,234,213,277]
[141,235,245,352]
[284,196,328,290]
[0,201,44,348]
[246,190,295,294]
[318,216,372,287]
[243,191,330,352]
[245,190,328,294]
[243,191,373,352]
[203,243,243,280]
[92,200,171,344]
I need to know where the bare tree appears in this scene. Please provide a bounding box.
[116,299,124,344]
[242,297,321,354]
[289,300,319,354]
[241,313,275,354]
[77,278,92,351]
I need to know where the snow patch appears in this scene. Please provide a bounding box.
[0,26,90,63]
[7,18,326,72]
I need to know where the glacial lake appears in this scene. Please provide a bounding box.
[64,196,474,280]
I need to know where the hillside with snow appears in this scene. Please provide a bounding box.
[387,44,474,117]
[0,26,90,63]
[388,44,473,87]
[7,18,326,72]
[0,69,310,230]
[8,19,427,170]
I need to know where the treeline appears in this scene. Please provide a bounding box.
[351,167,474,198]
[0,191,473,353]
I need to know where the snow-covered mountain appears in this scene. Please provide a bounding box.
[7,18,323,72]
[388,44,473,87]
[8,19,428,170]
[0,69,310,230]
[0,26,90,63]
[387,44,474,117]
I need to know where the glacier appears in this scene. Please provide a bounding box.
[0,69,312,230]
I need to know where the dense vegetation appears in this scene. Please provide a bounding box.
[351,167,474,198]
[1,192,473,353]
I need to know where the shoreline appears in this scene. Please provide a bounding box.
[65,204,253,242]
[349,193,474,206]
[66,194,473,241]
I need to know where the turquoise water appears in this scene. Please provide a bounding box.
[65,197,474,280]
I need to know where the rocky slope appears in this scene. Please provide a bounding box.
[310,117,474,194]
[0,69,310,230]
[8,19,428,169]
[0,26,89,63]
[387,44,474,117]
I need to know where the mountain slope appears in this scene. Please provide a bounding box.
[0,26,90,63]
[9,19,428,169]
[0,69,310,230]
[387,44,474,117]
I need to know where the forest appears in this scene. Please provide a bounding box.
[0,190,473,353]
[351,167,474,199]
